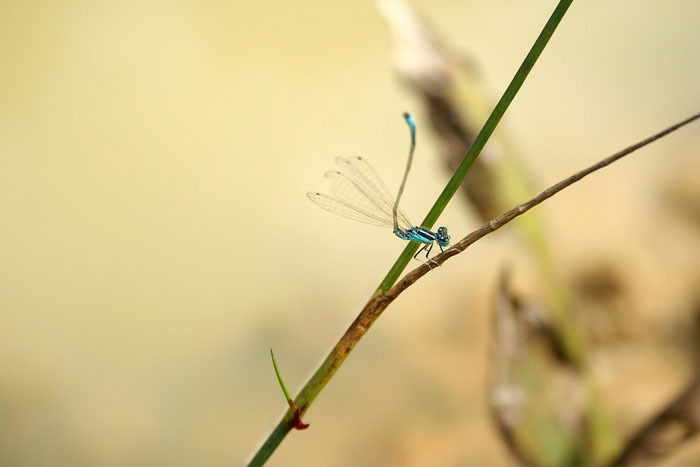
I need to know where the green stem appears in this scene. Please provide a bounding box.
[248,1,574,464]
[378,0,573,291]
[270,349,292,403]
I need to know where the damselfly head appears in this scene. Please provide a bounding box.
[437,227,450,247]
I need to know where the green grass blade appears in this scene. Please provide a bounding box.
[379,0,573,292]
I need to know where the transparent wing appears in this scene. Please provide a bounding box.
[333,157,413,230]
[306,192,394,227]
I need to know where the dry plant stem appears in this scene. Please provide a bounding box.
[610,375,700,466]
[248,112,700,466]
[388,112,700,290]
[490,269,541,467]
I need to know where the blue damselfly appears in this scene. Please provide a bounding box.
[307,113,450,261]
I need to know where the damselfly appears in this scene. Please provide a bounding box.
[307,113,450,261]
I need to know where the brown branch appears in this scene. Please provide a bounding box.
[381,112,700,302]
[609,375,700,466]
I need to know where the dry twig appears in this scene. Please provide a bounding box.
[382,112,700,301]
[610,375,700,466]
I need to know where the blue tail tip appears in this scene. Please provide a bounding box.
[403,112,416,131]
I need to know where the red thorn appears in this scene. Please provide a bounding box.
[287,400,310,430]
[292,418,310,430]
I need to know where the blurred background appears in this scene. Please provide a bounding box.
[1,1,699,465]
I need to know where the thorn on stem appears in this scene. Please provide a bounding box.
[287,400,310,430]
[270,348,310,430]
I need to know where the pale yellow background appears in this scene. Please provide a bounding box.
[1,1,699,466]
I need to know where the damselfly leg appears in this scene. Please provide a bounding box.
[413,242,442,269]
